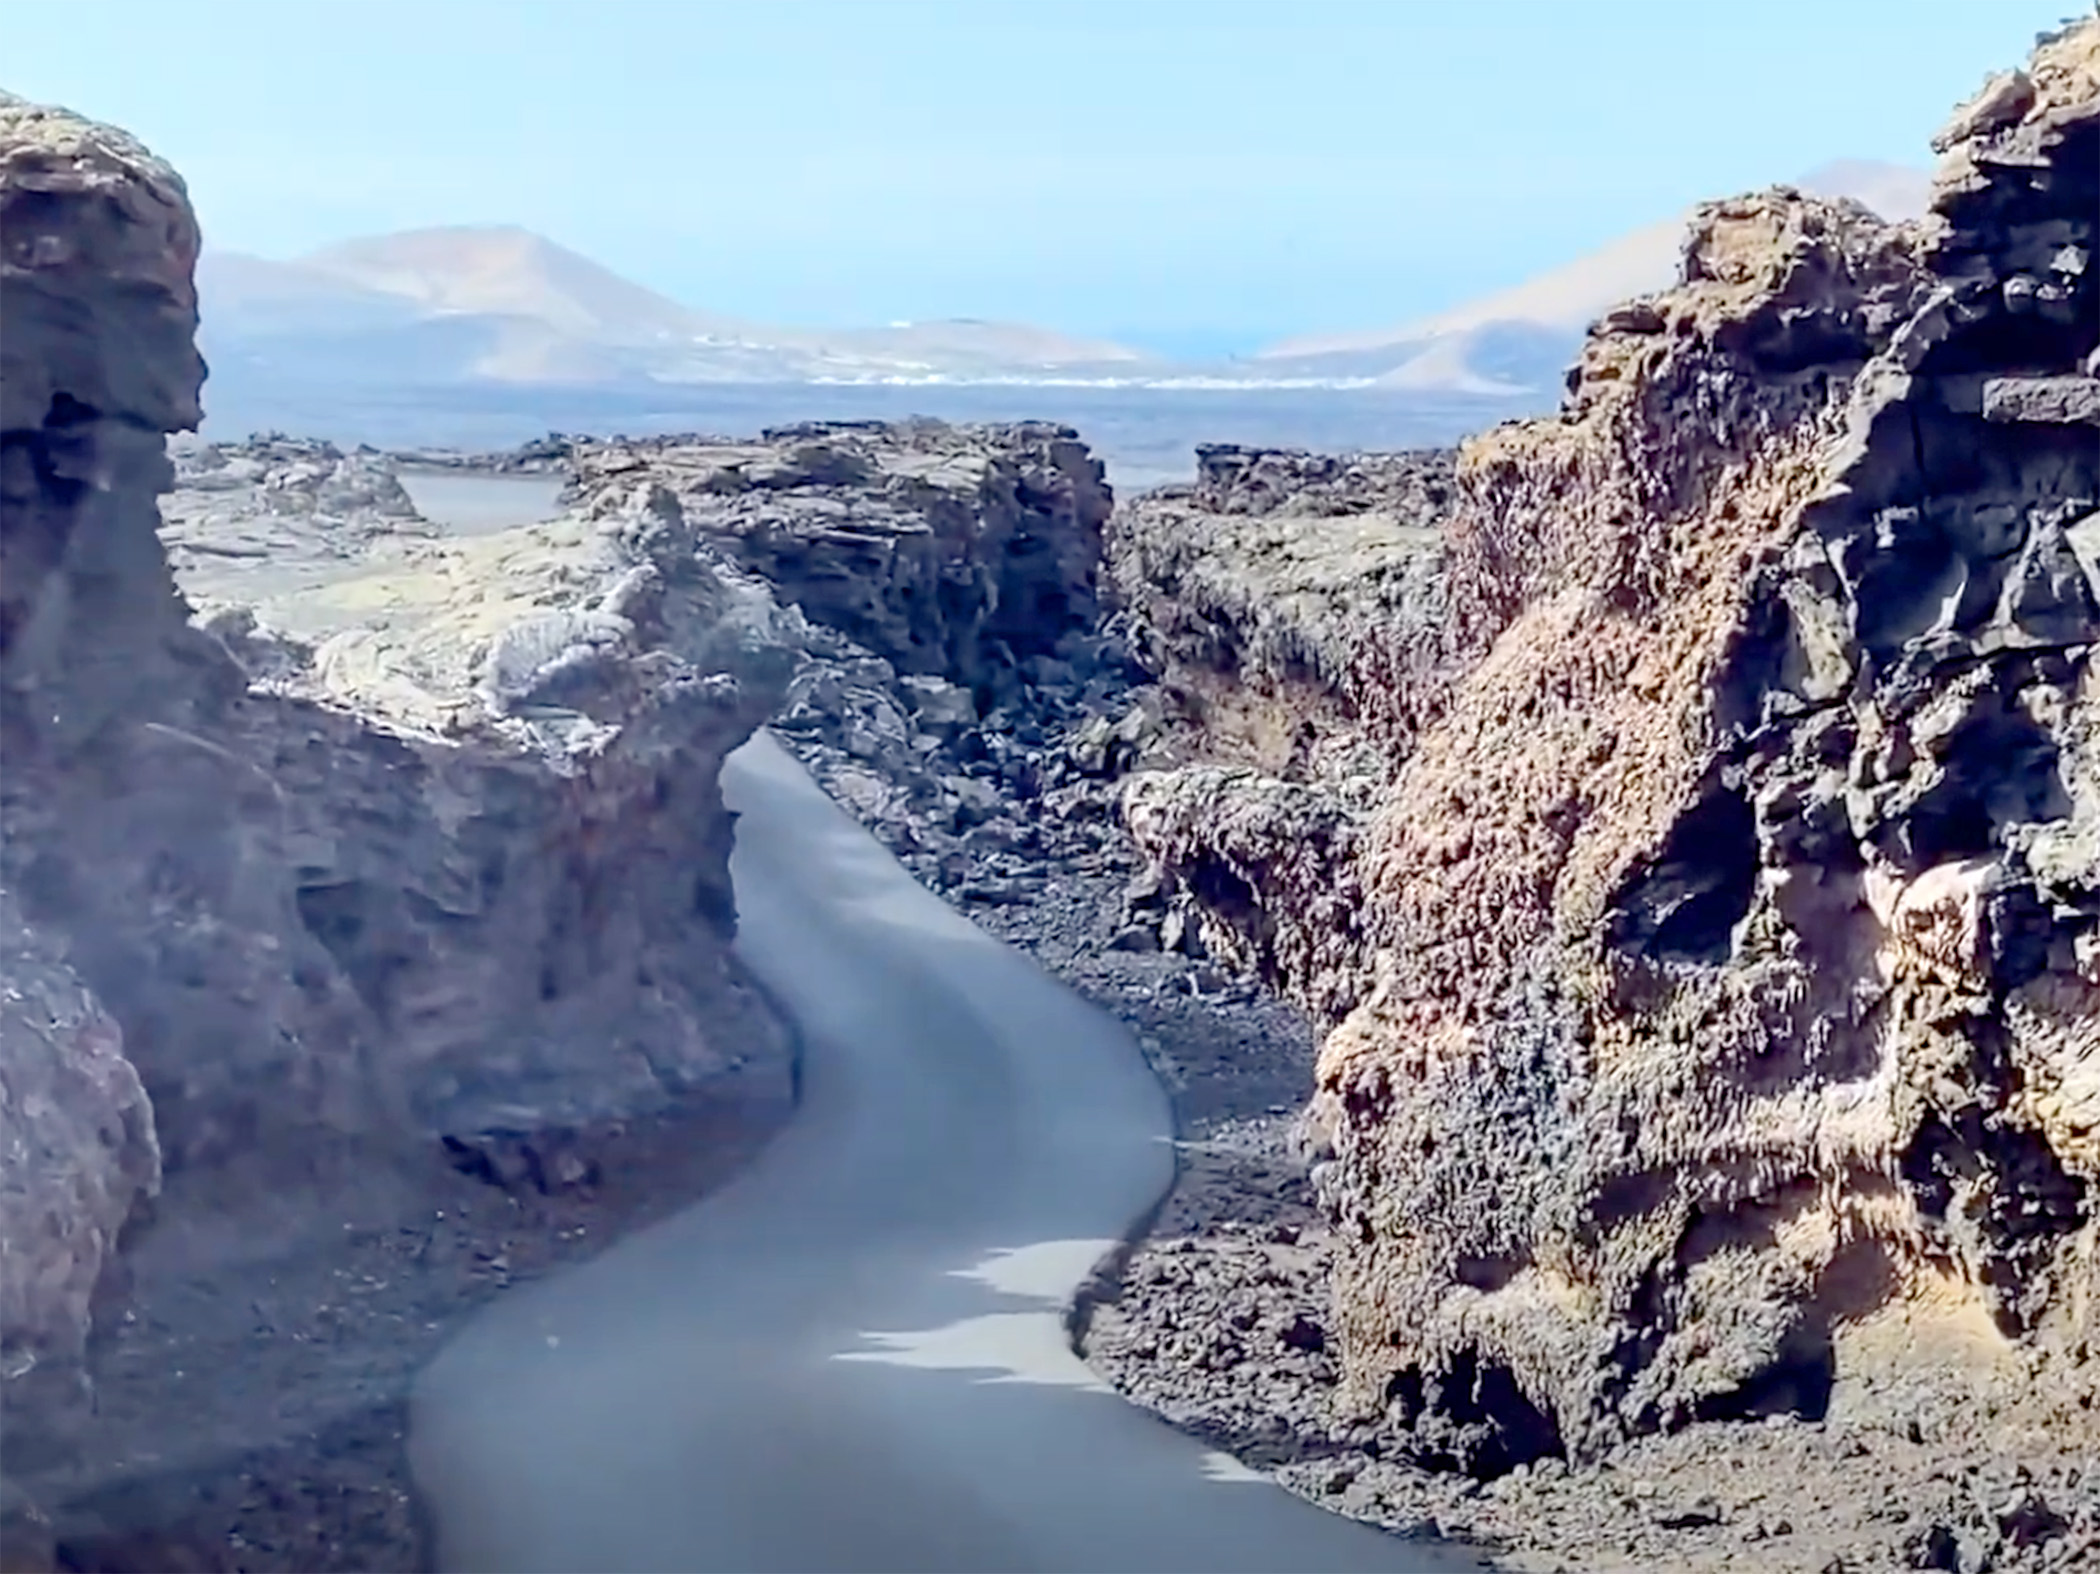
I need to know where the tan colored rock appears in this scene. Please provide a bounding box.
[1109,446,1453,776]
[1931,69,2036,153]
[1120,19,2100,1469]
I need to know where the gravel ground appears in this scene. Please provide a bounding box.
[27,1093,786,1573]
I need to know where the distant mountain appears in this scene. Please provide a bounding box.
[196,250,423,336]
[195,162,1940,438]
[1251,160,1933,396]
[196,225,1157,404]
[297,226,746,344]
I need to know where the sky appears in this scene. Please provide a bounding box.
[7,0,2083,357]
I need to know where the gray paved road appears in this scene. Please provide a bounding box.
[409,732,1479,1573]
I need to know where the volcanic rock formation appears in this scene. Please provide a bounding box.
[35,408,1118,1568]
[1109,445,1453,776]
[1119,20,2100,1474]
[0,91,793,1527]
[565,422,1111,694]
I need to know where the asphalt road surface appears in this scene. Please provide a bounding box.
[409,731,1478,1573]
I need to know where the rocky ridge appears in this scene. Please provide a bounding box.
[1089,21,2100,1573]
[1109,443,1454,772]
[545,422,1145,899]
[499,359,2100,1574]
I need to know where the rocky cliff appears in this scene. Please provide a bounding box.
[1119,19,2100,1483]
[0,93,795,1555]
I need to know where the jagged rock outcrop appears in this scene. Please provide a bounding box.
[157,434,434,595]
[0,893,158,1476]
[1121,20,2100,1475]
[386,434,573,474]
[168,417,1129,1007]
[1109,444,1453,779]
[1110,445,1457,1000]
[0,91,792,1511]
[1,92,209,1455]
[9,398,1118,1566]
[566,421,1111,698]
[519,423,1134,911]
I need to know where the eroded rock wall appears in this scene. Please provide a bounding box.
[538,422,1140,913]
[1,94,214,1450]
[0,893,158,1479]
[1120,22,2100,1470]
[1109,444,1453,776]
[1110,446,1457,1013]
[0,92,792,1495]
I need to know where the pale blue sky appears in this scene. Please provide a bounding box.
[8,0,2079,354]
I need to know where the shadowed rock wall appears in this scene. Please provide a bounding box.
[0,93,792,1497]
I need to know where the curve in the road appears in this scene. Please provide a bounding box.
[408,731,1481,1573]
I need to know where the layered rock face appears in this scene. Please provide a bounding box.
[158,432,434,587]
[1110,444,1452,777]
[566,421,1111,696]
[2,95,212,1455]
[1111,446,1458,1019]
[548,424,1132,906]
[0,93,792,1491]
[0,894,158,1476]
[5,395,1114,1563]
[1123,22,2100,1471]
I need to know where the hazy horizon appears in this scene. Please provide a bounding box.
[9,0,2079,358]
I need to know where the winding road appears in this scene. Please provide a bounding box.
[409,731,1478,1573]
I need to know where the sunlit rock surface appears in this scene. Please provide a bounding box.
[1118,20,2100,1472]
